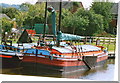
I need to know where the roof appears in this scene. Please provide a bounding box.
[111,3,118,14]
[37,0,70,2]
[0,13,10,19]
[36,0,84,10]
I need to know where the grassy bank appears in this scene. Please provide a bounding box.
[74,42,115,52]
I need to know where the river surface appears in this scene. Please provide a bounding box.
[1,59,115,81]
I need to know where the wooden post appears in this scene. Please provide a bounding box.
[96,37,100,46]
[114,38,116,54]
[107,37,111,51]
[86,36,87,44]
[89,36,92,44]
[102,37,105,46]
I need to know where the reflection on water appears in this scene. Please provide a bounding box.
[1,59,115,81]
[79,59,115,81]
[80,64,115,81]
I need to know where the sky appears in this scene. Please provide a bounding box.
[0,0,120,8]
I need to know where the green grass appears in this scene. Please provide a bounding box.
[74,42,116,52]
[101,44,116,52]
[86,42,115,52]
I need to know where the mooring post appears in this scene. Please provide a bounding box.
[114,38,116,56]
[102,37,105,46]
[107,37,111,52]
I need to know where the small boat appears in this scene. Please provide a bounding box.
[1,28,34,68]
[0,45,23,68]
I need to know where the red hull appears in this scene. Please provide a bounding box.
[21,53,108,72]
[0,55,21,68]
[21,45,108,72]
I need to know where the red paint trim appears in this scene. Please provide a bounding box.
[0,55,12,58]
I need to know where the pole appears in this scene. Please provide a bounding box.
[57,1,62,46]
[43,1,48,42]
[51,10,56,37]
[58,1,62,31]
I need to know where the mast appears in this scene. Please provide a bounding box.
[43,1,48,42]
[59,1,62,31]
[57,1,62,46]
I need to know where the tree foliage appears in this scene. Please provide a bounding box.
[62,8,104,36]
[1,18,13,40]
[76,8,104,35]
[1,2,115,38]
[15,11,26,28]
[22,3,45,27]
[62,12,89,35]
[2,7,20,19]
[1,18,13,32]
[90,2,113,33]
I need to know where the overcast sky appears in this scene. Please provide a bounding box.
[0,0,120,8]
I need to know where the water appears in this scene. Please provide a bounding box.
[1,59,115,81]
[80,64,115,81]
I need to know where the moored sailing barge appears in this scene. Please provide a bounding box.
[21,36,108,73]
[20,1,108,73]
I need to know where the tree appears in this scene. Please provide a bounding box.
[62,8,104,36]
[1,18,13,40]
[62,8,89,35]
[15,11,26,29]
[2,7,20,19]
[20,3,31,12]
[90,2,113,33]
[74,8,104,36]
[23,3,45,27]
[55,8,72,30]
[0,6,3,13]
